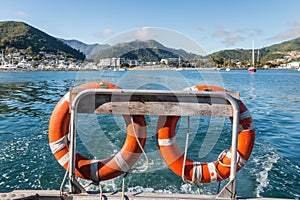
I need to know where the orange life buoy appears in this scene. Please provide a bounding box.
[49,82,147,181]
[157,85,255,183]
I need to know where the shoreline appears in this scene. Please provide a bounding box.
[0,66,297,71]
[0,66,218,71]
[127,67,218,70]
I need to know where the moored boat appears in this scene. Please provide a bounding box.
[248,66,256,72]
[248,40,257,73]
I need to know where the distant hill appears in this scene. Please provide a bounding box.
[61,38,198,62]
[210,49,251,61]
[5,20,298,64]
[210,37,300,63]
[263,37,300,52]
[60,39,111,60]
[94,40,198,62]
[0,21,85,60]
[118,47,180,62]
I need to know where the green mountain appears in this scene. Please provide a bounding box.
[94,40,197,62]
[210,37,300,64]
[258,37,300,62]
[59,38,111,60]
[0,21,85,60]
[121,48,180,62]
[4,20,299,65]
[264,37,300,52]
[210,49,251,61]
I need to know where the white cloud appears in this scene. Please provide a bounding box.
[268,20,300,40]
[135,27,157,41]
[15,11,29,18]
[237,28,263,37]
[223,35,243,46]
[212,25,230,37]
[101,28,113,36]
[211,25,243,47]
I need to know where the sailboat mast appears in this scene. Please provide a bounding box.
[252,40,255,66]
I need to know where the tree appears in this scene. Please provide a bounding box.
[211,56,224,67]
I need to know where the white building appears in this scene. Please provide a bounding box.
[160,58,179,65]
[160,59,169,65]
[99,58,112,67]
[128,60,139,66]
[286,61,300,69]
[99,57,124,67]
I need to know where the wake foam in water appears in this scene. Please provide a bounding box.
[252,146,280,197]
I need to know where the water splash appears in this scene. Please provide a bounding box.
[253,148,280,197]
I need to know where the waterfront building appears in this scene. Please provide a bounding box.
[99,57,125,67]
[286,61,300,69]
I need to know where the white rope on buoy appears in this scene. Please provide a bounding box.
[129,116,149,173]
[121,173,128,200]
[99,183,103,200]
[181,117,201,194]
[182,116,190,183]
[120,116,149,200]
[60,170,68,197]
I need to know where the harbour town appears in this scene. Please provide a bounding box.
[1,49,300,71]
[1,21,300,71]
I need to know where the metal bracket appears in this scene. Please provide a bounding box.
[69,175,87,194]
[216,179,236,199]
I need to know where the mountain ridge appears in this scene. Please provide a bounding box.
[210,37,300,63]
[95,39,198,62]
[64,37,300,64]
[59,39,111,60]
[0,21,85,60]
[1,20,300,65]
[62,39,198,62]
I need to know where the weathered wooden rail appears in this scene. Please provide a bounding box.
[70,88,239,116]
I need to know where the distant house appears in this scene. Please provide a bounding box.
[169,57,179,64]
[128,60,139,66]
[99,58,112,67]
[13,53,20,57]
[99,57,124,67]
[160,59,169,65]
[286,61,300,69]
[160,57,179,65]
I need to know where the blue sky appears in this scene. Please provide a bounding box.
[1,0,300,54]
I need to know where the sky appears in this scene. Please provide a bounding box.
[1,0,300,55]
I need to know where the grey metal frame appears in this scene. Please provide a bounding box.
[67,89,240,199]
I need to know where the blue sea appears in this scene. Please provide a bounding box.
[0,69,299,199]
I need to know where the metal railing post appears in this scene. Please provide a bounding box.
[69,100,77,193]
[68,92,87,194]
[216,94,240,199]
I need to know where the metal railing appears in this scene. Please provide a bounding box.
[67,88,240,199]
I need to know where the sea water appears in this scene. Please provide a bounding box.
[0,69,299,199]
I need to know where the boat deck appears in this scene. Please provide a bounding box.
[0,190,290,200]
